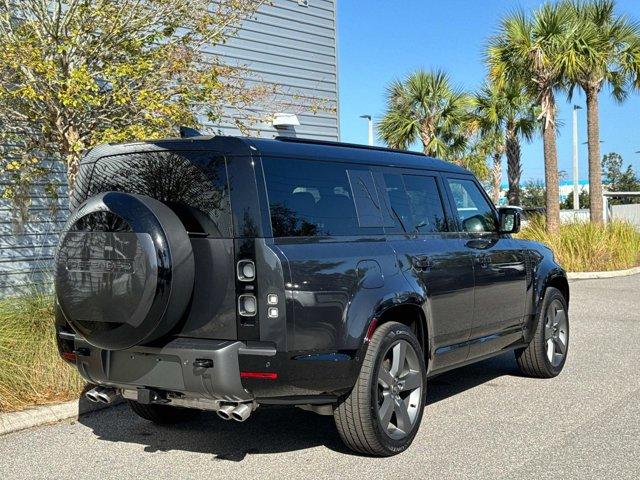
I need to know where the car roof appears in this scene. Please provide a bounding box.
[82,135,471,175]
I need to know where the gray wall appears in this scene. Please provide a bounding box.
[0,0,339,297]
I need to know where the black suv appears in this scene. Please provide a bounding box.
[54,136,569,456]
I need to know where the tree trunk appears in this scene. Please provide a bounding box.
[586,87,603,224]
[491,152,502,205]
[505,128,522,206]
[542,106,560,234]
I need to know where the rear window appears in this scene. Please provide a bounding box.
[85,150,232,237]
[262,157,383,237]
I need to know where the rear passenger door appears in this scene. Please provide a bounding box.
[442,175,527,358]
[376,170,475,371]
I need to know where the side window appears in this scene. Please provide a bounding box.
[262,158,381,237]
[446,178,497,233]
[383,173,447,233]
[402,175,448,233]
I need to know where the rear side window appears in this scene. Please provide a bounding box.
[383,173,447,233]
[262,157,383,237]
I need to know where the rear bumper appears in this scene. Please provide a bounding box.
[67,334,275,402]
[58,331,361,404]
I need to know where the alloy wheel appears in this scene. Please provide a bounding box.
[376,339,423,440]
[544,298,568,367]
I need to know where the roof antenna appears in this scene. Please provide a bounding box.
[179,126,202,138]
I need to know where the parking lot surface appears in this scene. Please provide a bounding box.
[1,275,639,479]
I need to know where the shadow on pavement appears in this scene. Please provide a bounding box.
[79,351,519,460]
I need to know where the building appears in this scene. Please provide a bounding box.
[0,0,339,296]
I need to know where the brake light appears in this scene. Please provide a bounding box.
[240,371,278,380]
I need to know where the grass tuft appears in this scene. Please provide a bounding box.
[0,294,84,413]
[518,216,640,272]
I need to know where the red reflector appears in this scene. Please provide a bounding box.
[61,351,77,362]
[240,371,278,380]
[365,318,379,342]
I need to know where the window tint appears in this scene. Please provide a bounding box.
[263,158,380,237]
[446,178,497,233]
[403,175,448,233]
[347,170,383,228]
[383,174,447,233]
[89,151,232,237]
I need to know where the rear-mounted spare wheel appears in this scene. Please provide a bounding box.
[55,192,195,350]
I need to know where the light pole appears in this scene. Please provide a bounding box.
[572,105,582,211]
[360,115,373,146]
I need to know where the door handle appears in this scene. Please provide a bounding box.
[412,255,432,271]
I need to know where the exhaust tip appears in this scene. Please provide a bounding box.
[231,403,252,422]
[217,404,235,421]
[85,389,100,403]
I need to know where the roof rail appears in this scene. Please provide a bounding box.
[274,136,427,157]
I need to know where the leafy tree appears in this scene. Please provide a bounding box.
[378,69,471,161]
[602,152,640,204]
[472,81,538,206]
[560,189,591,209]
[520,180,547,208]
[488,4,581,234]
[0,0,276,210]
[563,0,640,223]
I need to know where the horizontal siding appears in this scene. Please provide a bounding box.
[0,0,337,297]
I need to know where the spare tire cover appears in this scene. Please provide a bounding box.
[55,191,194,350]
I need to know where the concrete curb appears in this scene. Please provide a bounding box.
[0,398,121,437]
[567,265,640,280]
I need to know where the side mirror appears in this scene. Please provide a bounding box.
[498,207,521,234]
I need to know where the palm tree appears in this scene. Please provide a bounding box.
[563,0,640,224]
[487,4,576,234]
[378,69,471,160]
[473,81,537,206]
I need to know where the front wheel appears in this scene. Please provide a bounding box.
[516,286,569,378]
[334,321,427,456]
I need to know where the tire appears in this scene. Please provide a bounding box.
[334,321,427,456]
[516,287,569,378]
[126,400,201,425]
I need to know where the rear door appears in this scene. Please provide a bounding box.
[375,169,475,371]
[442,175,527,358]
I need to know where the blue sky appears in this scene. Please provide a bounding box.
[336,0,640,182]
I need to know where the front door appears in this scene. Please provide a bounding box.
[443,176,527,359]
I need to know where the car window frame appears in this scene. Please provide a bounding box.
[441,173,500,234]
[372,166,456,235]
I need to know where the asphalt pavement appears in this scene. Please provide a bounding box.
[1,274,639,479]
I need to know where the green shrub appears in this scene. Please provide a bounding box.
[518,216,640,272]
[0,295,84,412]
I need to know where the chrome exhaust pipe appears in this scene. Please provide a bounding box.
[95,387,118,404]
[217,404,235,421]
[85,387,101,403]
[231,403,252,422]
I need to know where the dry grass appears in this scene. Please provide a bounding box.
[0,295,84,413]
[518,216,640,272]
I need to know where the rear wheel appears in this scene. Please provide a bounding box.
[334,321,426,456]
[516,287,569,378]
[126,400,201,424]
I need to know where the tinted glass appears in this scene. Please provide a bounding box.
[88,151,232,237]
[447,178,497,233]
[403,175,448,233]
[347,169,383,228]
[382,173,413,232]
[263,158,376,237]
